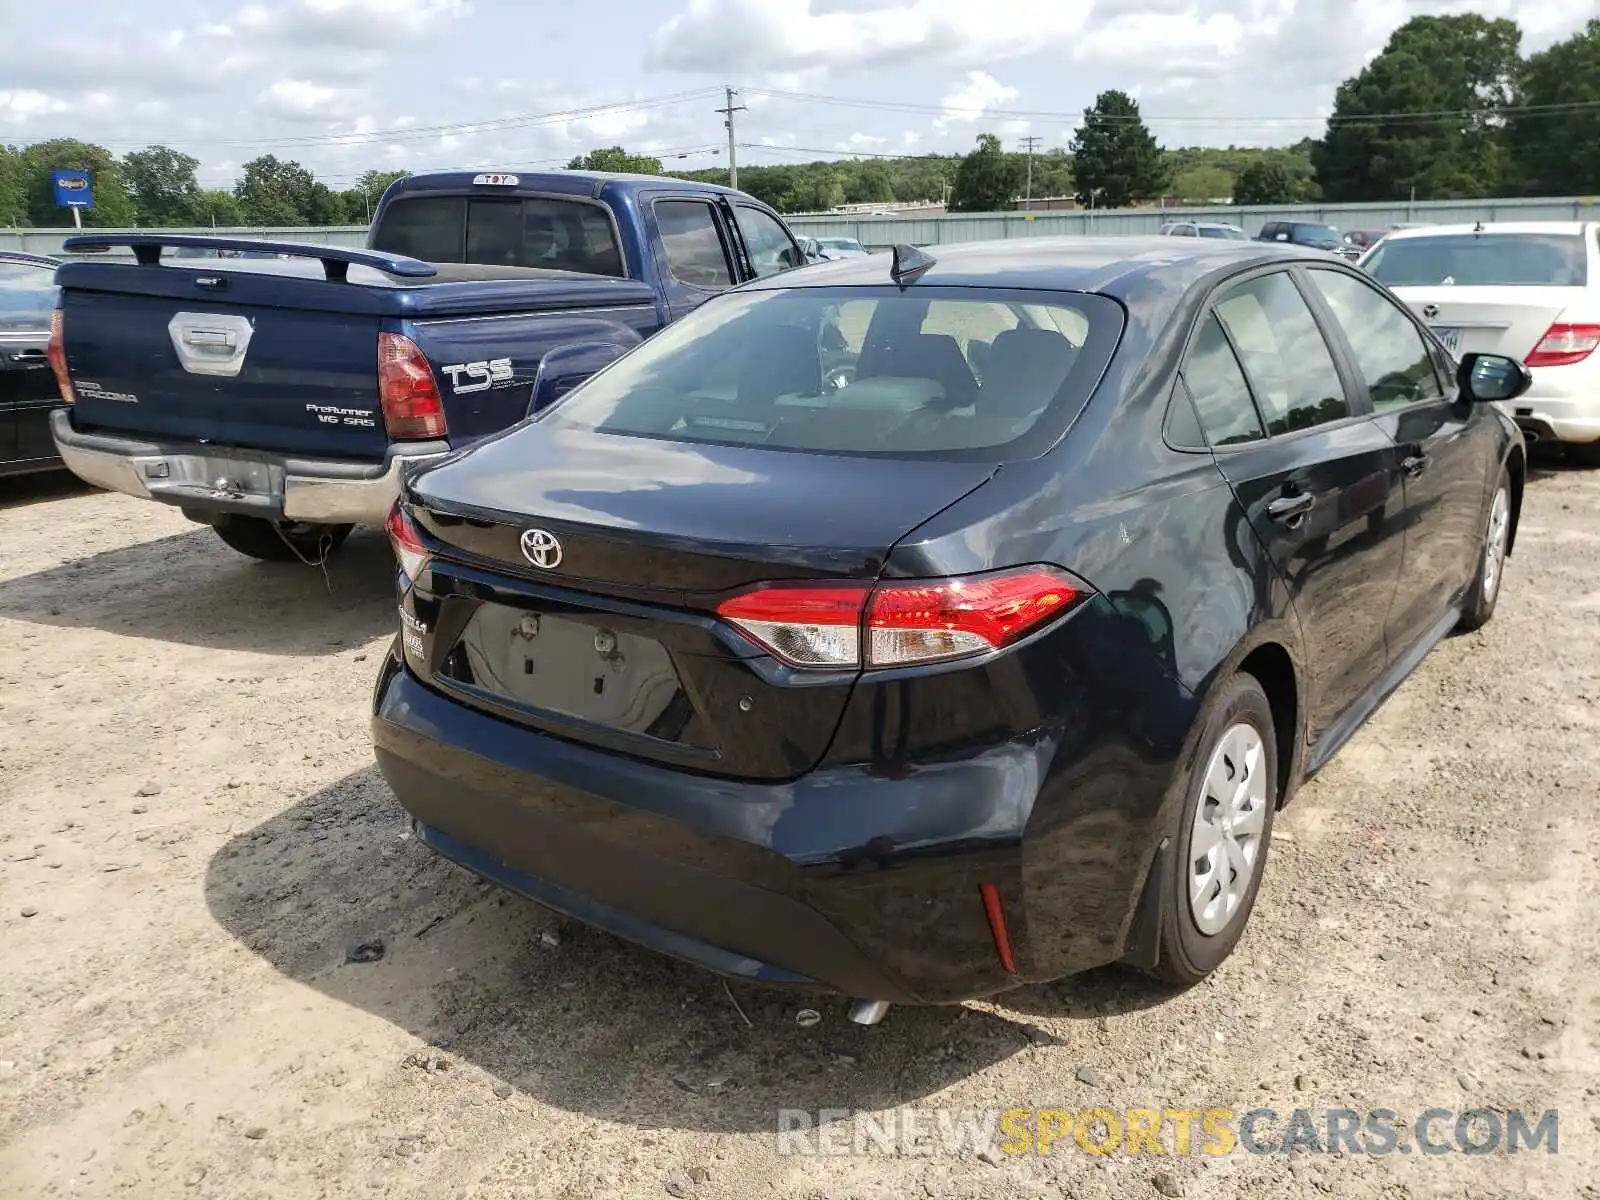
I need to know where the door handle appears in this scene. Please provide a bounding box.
[1266,491,1316,524]
[1402,452,1430,477]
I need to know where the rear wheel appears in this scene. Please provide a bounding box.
[1147,673,1278,986]
[1456,470,1510,632]
[210,515,353,563]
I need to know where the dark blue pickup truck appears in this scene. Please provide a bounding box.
[47,170,806,561]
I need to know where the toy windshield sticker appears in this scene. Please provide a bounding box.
[305,403,377,427]
[75,380,138,403]
[472,173,519,186]
[443,358,515,393]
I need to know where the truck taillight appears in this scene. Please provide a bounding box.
[378,332,446,439]
[47,310,74,404]
[716,567,1082,669]
[1526,323,1600,368]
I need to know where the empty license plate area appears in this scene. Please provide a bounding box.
[438,601,699,742]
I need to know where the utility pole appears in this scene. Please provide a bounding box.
[1020,135,1041,207]
[716,86,746,190]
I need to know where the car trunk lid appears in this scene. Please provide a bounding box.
[401,423,997,779]
[1392,285,1589,360]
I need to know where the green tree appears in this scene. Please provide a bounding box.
[1506,19,1600,196]
[234,155,317,225]
[1313,14,1521,202]
[0,145,27,226]
[1171,164,1234,202]
[20,139,137,226]
[566,146,663,174]
[183,189,244,227]
[1069,91,1169,208]
[1233,161,1295,205]
[122,146,201,226]
[842,159,894,205]
[948,134,1022,212]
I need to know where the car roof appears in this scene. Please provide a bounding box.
[1378,221,1595,241]
[750,235,1323,298]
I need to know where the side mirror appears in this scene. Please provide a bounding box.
[527,340,632,417]
[1458,353,1532,404]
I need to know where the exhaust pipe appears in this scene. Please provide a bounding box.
[848,999,891,1026]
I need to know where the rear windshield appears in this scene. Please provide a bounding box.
[371,195,625,276]
[1198,226,1244,240]
[819,238,863,251]
[1363,233,1588,287]
[1292,223,1341,248]
[537,286,1123,461]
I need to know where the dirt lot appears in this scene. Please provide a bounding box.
[1,462,1597,1200]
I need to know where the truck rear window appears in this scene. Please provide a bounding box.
[537,285,1123,461]
[371,196,625,276]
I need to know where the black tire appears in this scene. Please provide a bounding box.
[1569,441,1600,468]
[211,515,353,563]
[1456,467,1511,632]
[1147,672,1279,986]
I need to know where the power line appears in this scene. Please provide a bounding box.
[25,88,724,151]
[744,85,1600,128]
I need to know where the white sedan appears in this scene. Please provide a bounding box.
[1360,221,1600,464]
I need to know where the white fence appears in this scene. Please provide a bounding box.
[5,195,1597,257]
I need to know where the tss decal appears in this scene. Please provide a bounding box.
[443,358,515,394]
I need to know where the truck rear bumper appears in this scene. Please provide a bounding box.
[51,409,450,525]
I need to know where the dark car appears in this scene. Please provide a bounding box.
[0,251,67,477]
[371,237,1529,1020]
[1256,221,1345,256]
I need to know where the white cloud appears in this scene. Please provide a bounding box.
[256,79,357,121]
[934,70,1018,130]
[237,0,471,47]
[0,89,69,125]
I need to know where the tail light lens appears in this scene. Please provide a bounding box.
[1526,323,1600,368]
[384,500,430,584]
[378,332,447,439]
[46,309,74,404]
[716,567,1081,669]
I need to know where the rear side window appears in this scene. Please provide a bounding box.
[1306,269,1444,410]
[734,206,803,277]
[1363,233,1588,287]
[372,195,625,276]
[536,286,1124,461]
[656,201,734,289]
[0,261,58,333]
[1182,313,1266,446]
[1214,273,1350,434]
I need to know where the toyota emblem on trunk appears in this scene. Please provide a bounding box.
[520,529,562,569]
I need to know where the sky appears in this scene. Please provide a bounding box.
[0,0,1594,191]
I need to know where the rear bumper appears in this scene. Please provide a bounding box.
[50,409,450,524]
[371,653,1165,1004]
[1497,367,1600,445]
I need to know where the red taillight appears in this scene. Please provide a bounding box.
[378,332,447,439]
[384,500,430,583]
[46,310,74,404]
[1526,323,1600,368]
[715,566,1080,669]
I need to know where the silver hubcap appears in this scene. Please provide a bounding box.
[1482,487,1510,603]
[1188,722,1268,936]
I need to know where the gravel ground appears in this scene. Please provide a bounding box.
[1,461,1597,1200]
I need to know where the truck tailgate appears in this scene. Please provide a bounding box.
[62,288,389,458]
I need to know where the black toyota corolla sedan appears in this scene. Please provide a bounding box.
[372,237,1529,1019]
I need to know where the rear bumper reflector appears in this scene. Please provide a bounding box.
[980,882,1018,974]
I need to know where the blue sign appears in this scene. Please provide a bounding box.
[51,170,93,209]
